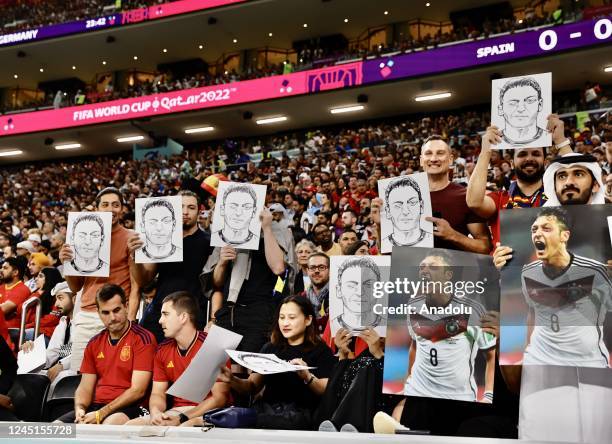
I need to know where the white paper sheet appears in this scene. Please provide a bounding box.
[210,182,267,251]
[377,173,434,254]
[225,350,314,375]
[17,334,47,374]
[329,255,391,338]
[490,72,552,150]
[63,211,112,277]
[166,325,242,404]
[135,195,183,264]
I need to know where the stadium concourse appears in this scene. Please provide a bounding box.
[0,0,611,443]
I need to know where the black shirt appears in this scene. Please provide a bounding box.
[155,228,211,304]
[0,336,17,395]
[222,237,281,306]
[259,341,337,410]
[143,229,212,337]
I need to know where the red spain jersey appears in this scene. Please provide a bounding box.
[153,331,208,407]
[81,322,156,405]
[0,281,32,328]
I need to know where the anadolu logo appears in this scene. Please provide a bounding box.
[379,59,394,78]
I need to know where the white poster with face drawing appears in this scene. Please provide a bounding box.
[329,255,391,338]
[210,182,267,250]
[135,196,183,264]
[491,72,552,150]
[378,173,434,254]
[64,211,112,277]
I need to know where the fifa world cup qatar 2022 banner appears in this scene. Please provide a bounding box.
[0,17,610,137]
[0,0,246,47]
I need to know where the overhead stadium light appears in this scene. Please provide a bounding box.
[415,92,452,102]
[116,135,145,143]
[604,66,612,73]
[330,105,365,114]
[256,116,288,125]
[0,149,23,157]
[55,143,82,150]
[185,126,214,134]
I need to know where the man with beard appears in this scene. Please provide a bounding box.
[542,153,606,206]
[128,191,212,342]
[21,282,75,382]
[519,207,610,367]
[0,257,31,328]
[56,284,155,425]
[467,114,572,245]
[303,252,330,334]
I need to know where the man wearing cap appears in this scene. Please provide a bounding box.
[25,252,51,292]
[0,257,31,329]
[15,240,35,258]
[27,234,41,252]
[21,282,75,382]
[59,187,139,370]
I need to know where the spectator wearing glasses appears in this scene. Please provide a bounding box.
[301,252,330,334]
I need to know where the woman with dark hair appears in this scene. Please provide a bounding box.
[344,240,370,256]
[26,267,63,338]
[219,296,337,430]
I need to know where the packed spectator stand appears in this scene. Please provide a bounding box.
[0,2,580,114]
[1,0,611,441]
[0,0,182,32]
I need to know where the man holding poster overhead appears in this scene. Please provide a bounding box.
[492,73,552,151]
[466,113,572,245]
[497,77,548,147]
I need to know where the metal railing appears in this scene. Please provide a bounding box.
[18,296,41,347]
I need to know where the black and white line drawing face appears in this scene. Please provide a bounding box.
[71,214,105,272]
[237,353,297,373]
[385,177,424,240]
[498,77,544,145]
[219,185,257,242]
[141,199,176,258]
[336,257,381,330]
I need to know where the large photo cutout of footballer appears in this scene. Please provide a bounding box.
[382,247,499,403]
[499,205,612,368]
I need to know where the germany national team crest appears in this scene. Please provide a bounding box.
[120,345,131,362]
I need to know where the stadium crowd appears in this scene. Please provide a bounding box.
[0,0,181,32]
[0,95,610,436]
[1,4,580,113]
